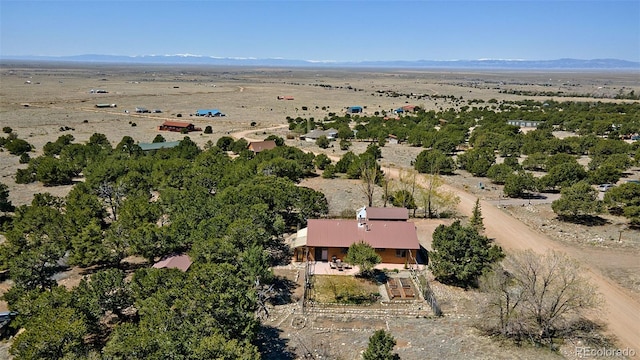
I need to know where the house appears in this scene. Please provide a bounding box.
[301,128,339,141]
[159,121,201,132]
[138,141,181,151]
[135,107,150,113]
[290,207,418,264]
[347,106,363,114]
[387,134,399,144]
[152,254,192,272]
[402,105,416,112]
[196,109,224,117]
[247,140,277,153]
[277,96,295,100]
[290,218,419,264]
[95,103,117,108]
[507,120,541,128]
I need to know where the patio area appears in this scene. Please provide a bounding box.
[291,261,424,276]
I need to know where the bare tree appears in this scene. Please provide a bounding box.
[97,181,126,221]
[480,250,602,345]
[358,161,379,207]
[417,174,459,218]
[395,168,418,215]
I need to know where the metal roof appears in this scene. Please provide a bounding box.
[152,254,192,272]
[302,219,419,250]
[161,121,193,128]
[364,207,409,221]
[196,109,221,115]
[138,141,181,151]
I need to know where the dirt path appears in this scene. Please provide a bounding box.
[381,165,640,350]
[231,125,289,142]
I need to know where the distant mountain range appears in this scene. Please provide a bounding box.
[2,54,639,70]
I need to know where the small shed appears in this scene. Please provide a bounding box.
[347,106,363,114]
[159,121,200,132]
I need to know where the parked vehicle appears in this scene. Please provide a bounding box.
[597,184,614,192]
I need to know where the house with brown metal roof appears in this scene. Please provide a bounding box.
[247,140,277,153]
[152,254,193,272]
[289,217,420,264]
[159,121,201,132]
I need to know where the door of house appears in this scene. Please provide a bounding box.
[315,247,329,261]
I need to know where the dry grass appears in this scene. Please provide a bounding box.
[312,275,380,304]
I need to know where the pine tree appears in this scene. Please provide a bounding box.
[363,329,400,360]
[469,198,485,233]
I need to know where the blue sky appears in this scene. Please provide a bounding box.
[1,1,639,62]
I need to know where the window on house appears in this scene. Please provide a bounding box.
[396,249,407,258]
[341,248,348,254]
[375,248,386,252]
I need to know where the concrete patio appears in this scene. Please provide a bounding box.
[285,261,425,276]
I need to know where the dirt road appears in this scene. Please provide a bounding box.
[382,165,640,350]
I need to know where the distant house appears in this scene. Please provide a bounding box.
[290,207,418,264]
[507,120,541,128]
[247,140,277,153]
[347,106,363,114]
[277,96,295,100]
[387,134,399,144]
[152,254,192,272]
[402,105,416,112]
[301,128,339,141]
[159,121,200,132]
[138,141,181,151]
[196,109,224,117]
[135,107,150,113]
[95,103,117,108]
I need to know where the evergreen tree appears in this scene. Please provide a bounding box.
[363,329,400,360]
[469,198,485,233]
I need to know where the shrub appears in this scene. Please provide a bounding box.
[204,125,213,134]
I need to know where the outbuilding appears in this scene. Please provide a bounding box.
[347,106,363,114]
[196,109,224,117]
[159,121,200,132]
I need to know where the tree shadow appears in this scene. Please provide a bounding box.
[556,215,610,226]
[371,269,389,285]
[256,325,295,360]
[562,318,616,349]
[270,275,298,305]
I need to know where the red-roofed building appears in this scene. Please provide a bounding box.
[159,121,201,132]
[289,218,420,264]
[152,254,193,272]
[358,206,409,221]
[247,140,277,153]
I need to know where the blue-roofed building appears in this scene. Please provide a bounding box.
[196,109,224,117]
[347,106,363,114]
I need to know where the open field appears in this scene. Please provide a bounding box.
[1,62,640,357]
